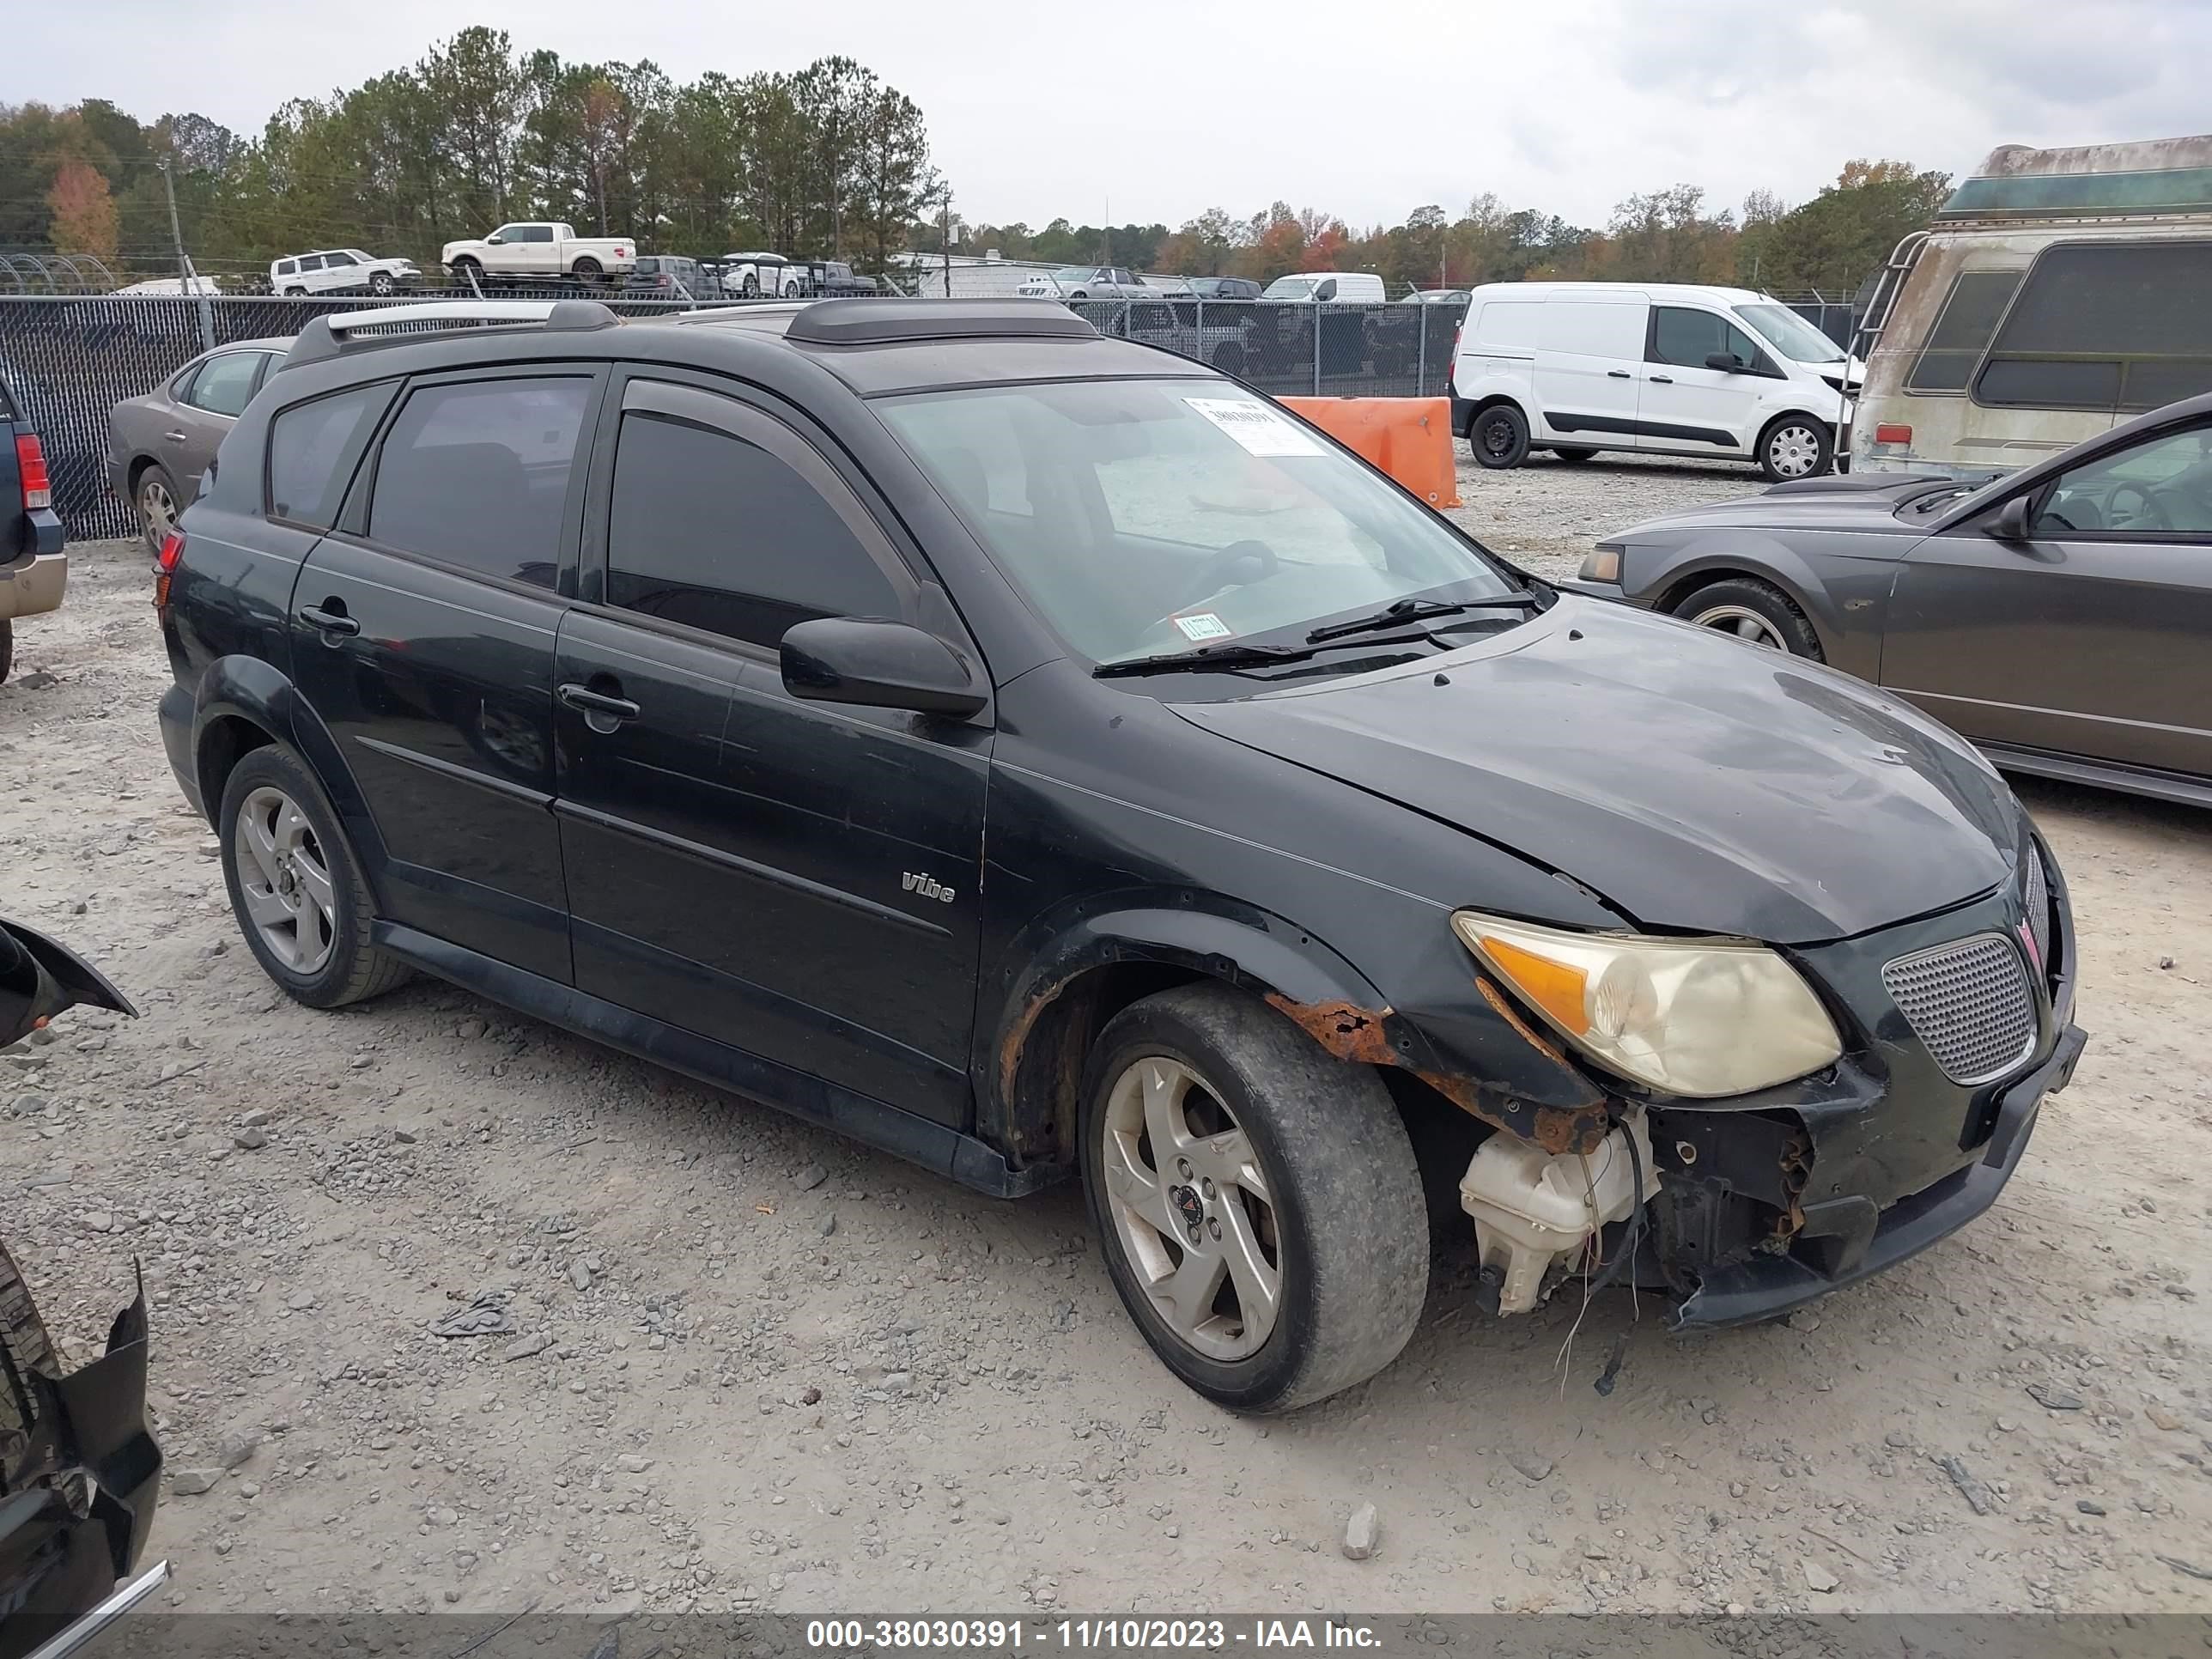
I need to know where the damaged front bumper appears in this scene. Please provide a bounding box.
[1663,1020,2083,1328]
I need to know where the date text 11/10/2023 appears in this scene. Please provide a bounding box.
[804,1617,1383,1649]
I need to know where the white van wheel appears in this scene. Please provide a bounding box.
[1470,404,1529,469]
[1759,416,1832,483]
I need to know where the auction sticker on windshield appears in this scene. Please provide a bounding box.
[1174,612,1234,641]
[1185,398,1323,457]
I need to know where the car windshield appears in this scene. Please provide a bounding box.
[1735,303,1845,365]
[877,380,1523,669]
[1263,276,1318,300]
[1050,268,1100,283]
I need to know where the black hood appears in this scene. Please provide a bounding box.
[1171,599,2021,945]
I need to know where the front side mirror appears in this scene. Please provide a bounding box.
[1313,279,1338,301]
[1984,494,2035,542]
[781,617,987,718]
[1704,351,1746,374]
[0,918,137,1049]
[485,234,505,246]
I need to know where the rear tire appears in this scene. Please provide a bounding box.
[1758,414,1833,483]
[572,258,603,285]
[1674,575,1824,659]
[1079,983,1428,1413]
[135,464,180,557]
[1470,403,1529,469]
[0,620,12,687]
[217,744,410,1009]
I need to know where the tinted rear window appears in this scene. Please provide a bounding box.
[1905,270,2023,393]
[267,384,395,527]
[1976,242,2212,411]
[368,377,590,586]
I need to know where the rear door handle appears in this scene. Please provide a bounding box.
[557,682,642,724]
[298,604,359,637]
[1607,370,1632,380]
[1650,374,1674,384]
[164,429,189,444]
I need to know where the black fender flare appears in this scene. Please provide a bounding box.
[188,654,390,893]
[976,893,1609,1170]
[978,893,1391,1164]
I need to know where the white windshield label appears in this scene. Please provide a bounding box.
[1184,397,1323,456]
[1173,611,1234,641]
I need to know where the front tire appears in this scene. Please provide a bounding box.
[0,620,12,686]
[1470,403,1530,469]
[1080,984,1428,1413]
[368,271,396,296]
[1759,414,1833,483]
[217,745,410,1009]
[449,258,483,289]
[1675,575,1824,659]
[135,464,180,556]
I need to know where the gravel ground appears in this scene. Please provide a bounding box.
[1441,448,1763,581]
[3,528,2209,1620]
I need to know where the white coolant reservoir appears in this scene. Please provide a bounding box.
[1458,1113,1661,1315]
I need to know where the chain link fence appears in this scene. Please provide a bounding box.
[0,292,783,539]
[1068,297,1462,399]
[4,289,1464,541]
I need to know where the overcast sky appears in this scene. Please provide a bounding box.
[13,0,2210,231]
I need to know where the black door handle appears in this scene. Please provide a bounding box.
[557,682,641,721]
[298,604,359,637]
[1650,374,1674,384]
[1607,369,1632,379]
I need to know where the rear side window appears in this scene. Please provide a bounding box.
[368,378,590,586]
[183,352,267,417]
[1475,301,1540,351]
[605,409,899,648]
[267,384,394,527]
[1650,307,1765,371]
[1977,243,2212,412]
[1905,270,2023,393]
[1541,301,1644,359]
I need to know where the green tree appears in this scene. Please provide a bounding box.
[1747,160,1950,291]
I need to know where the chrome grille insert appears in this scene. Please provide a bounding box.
[2022,847,2052,972]
[1881,933,2037,1085]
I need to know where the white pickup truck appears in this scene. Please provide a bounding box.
[440,222,636,284]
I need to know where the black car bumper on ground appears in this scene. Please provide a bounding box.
[1667,1021,2085,1328]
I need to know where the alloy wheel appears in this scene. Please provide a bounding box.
[1689,603,1788,649]
[234,785,337,975]
[1766,423,1822,478]
[1098,1055,1282,1362]
[138,476,176,551]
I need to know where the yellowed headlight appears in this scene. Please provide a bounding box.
[1452,911,1842,1097]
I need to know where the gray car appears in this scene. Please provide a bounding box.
[106,337,291,555]
[1578,390,2212,807]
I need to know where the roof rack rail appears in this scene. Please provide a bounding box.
[283,299,620,368]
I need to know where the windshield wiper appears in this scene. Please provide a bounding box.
[1093,641,1317,678]
[1304,594,1539,644]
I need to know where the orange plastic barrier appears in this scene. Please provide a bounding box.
[1279,396,1462,507]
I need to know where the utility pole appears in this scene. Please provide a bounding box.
[157,156,215,352]
[940,188,952,299]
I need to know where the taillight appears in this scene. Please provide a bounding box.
[1873,422,1912,446]
[15,433,51,510]
[154,530,183,612]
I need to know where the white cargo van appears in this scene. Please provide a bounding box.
[1262,271,1387,302]
[1448,283,1856,481]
